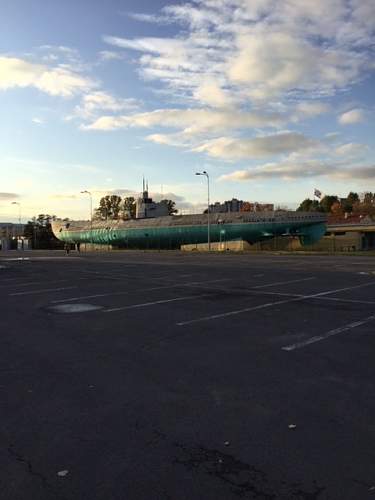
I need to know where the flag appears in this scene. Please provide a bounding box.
[314,189,322,199]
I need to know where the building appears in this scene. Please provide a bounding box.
[209,199,274,213]
[241,202,275,212]
[0,222,25,250]
[323,214,375,251]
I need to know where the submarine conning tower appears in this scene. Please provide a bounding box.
[135,179,169,219]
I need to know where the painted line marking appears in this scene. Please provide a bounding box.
[51,278,229,304]
[1,279,68,289]
[200,286,375,306]
[10,286,77,297]
[176,281,375,326]
[252,277,316,289]
[103,293,209,313]
[282,314,375,351]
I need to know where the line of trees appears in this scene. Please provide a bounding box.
[297,192,375,215]
[93,195,177,220]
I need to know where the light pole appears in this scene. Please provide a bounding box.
[195,171,210,251]
[11,202,21,246]
[81,190,93,247]
[11,201,21,225]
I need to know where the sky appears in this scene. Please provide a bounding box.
[1,0,374,222]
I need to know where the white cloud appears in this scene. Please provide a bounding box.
[82,108,283,134]
[338,108,365,125]
[0,57,43,90]
[0,56,95,97]
[32,117,44,125]
[194,132,318,160]
[193,80,236,108]
[335,142,368,156]
[295,101,330,117]
[70,91,139,120]
[105,0,373,109]
[219,159,375,181]
[98,50,124,61]
[146,133,186,147]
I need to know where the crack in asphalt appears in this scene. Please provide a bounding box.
[7,445,67,500]
[174,443,326,499]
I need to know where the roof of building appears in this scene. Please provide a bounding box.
[327,214,374,225]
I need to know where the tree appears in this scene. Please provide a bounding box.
[122,197,136,219]
[23,214,63,249]
[297,198,320,212]
[363,192,375,205]
[347,192,359,205]
[341,192,360,213]
[160,199,178,215]
[94,195,122,220]
[330,201,343,215]
[319,195,339,213]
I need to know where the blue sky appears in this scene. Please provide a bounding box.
[1,0,374,222]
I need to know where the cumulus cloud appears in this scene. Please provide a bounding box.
[338,108,365,124]
[0,56,95,97]
[95,0,375,166]
[227,31,362,100]
[105,0,373,108]
[220,159,375,181]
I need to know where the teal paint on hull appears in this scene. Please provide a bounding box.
[57,221,326,249]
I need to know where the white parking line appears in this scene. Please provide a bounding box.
[176,280,375,326]
[51,278,229,304]
[103,293,209,313]
[10,286,77,296]
[252,277,316,289]
[1,279,68,289]
[186,283,375,307]
[282,314,375,351]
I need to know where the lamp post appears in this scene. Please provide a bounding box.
[11,202,21,246]
[81,190,93,247]
[195,171,210,251]
[11,201,21,225]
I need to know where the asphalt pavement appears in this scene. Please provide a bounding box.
[1,250,375,500]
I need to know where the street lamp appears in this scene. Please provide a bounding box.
[11,202,21,245]
[195,171,210,251]
[81,190,93,246]
[11,201,21,225]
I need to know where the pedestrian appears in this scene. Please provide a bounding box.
[64,242,70,255]
[76,242,81,253]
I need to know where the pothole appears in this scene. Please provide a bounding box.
[48,303,103,313]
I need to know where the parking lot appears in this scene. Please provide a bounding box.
[1,250,375,500]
